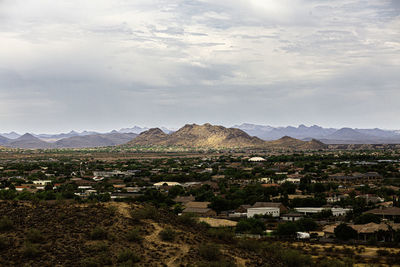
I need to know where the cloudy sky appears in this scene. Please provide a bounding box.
[0,0,399,133]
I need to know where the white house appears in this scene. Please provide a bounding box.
[248,157,266,162]
[294,207,352,216]
[278,178,301,184]
[247,207,280,218]
[33,180,52,185]
[153,182,181,187]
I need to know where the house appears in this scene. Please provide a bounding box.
[247,202,287,218]
[252,202,288,214]
[281,213,303,221]
[322,224,338,238]
[323,222,400,242]
[356,194,384,204]
[153,181,181,188]
[278,178,301,184]
[364,207,400,221]
[294,207,351,216]
[327,172,383,184]
[248,157,266,162]
[182,201,216,217]
[32,180,52,186]
[247,207,280,218]
[326,194,348,204]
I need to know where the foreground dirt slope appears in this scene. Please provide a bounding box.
[0,201,269,267]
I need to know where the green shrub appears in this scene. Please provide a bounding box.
[318,258,352,267]
[199,243,221,261]
[278,249,313,267]
[0,216,13,232]
[81,258,100,267]
[90,227,108,240]
[130,205,158,222]
[207,228,235,242]
[22,242,41,258]
[117,249,140,263]
[178,213,198,226]
[0,235,8,250]
[26,229,44,243]
[159,227,176,242]
[97,252,113,265]
[126,228,143,243]
[86,242,109,252]
[236,218,265,235]
[377,249,390,256]
[334,224,357,241]
[197,259,236,267]
[106,205,118,216]
[237,239,262,252]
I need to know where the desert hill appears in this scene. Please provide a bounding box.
[128,123,266,148]
[6,133,55,149]
[55,132,138,148]
[0,135,10,145]
[0,201,283,266]
[266,136,327,150]
[128,124,326,150]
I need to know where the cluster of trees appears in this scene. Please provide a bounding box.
[276,218,318,237]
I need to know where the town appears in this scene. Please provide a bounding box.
[1,148,400,265]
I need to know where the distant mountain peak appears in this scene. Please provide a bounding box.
[19,133,37,140]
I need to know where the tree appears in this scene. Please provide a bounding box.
[276,222,298,237]
[296,218,318,232]
[209,196,232,214]
[354,213,381,224]
[236,218,266,235]
[334,223,357,241]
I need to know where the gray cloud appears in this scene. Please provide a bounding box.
[0,0,399,132]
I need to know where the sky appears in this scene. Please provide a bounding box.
[0,0,399,133]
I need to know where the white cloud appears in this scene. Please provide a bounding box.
[0,0,399,132]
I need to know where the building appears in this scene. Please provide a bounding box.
[182,201,216,217]
[327,172,383,184]
[323,222,400,242]
[252,202,288,214]
[281,213,303,221]
[326,194,348,204]
[32,180,52,185]
[153,181,181,188]
[247,207,280,218]
[247,202,287,218]
[248,157,266,162]
[294,207,351,216]
[356,194,384,204]
[364,207,400,221]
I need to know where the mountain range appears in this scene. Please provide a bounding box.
[0,132,138,149]
[233,124,400,144]
[1,123,400,149]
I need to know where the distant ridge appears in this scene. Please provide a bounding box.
[0,135,10,145]
[54,132,138,148]
[3,123,400,149]
[234,123,400,144]
[0,132,20,139]
[6,133,55,149]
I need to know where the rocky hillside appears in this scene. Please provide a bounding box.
[129,123,266,148]
[265,136,327,150]
[0,201,285,267]
[128,124,326,150]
